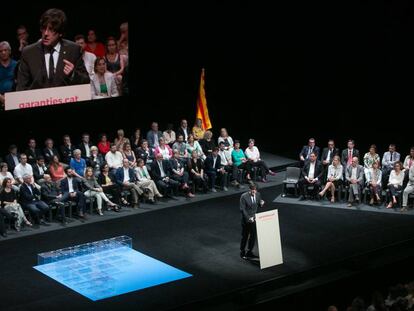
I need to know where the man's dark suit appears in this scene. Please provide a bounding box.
[19,183,49,224]
[5,153,20,174]
[59,177,86,214]
[299,145,321,162]
[41,181,65,219]
[78,142,94,159]
[321,147,340,165]
[299,160,324,197]
[239,191,263,255]
[341,149,360,168]
[33,163,48,181]
[16,39,90,90]
[205,154,228,189]
[150,160,179,195]
[60,144,75,164]
[43,147,60,164]
[176,127,190,142]
[321,147,340,182]
[25,148,42,165]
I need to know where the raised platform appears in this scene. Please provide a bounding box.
[0,153,297,242]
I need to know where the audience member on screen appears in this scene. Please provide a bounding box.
[345,157,364,207]
[117,22,128,64]
[90,57,119,99]
[74,34,96,79]
[363,144,380,172]
[146,122,163,149]
[163,124,176,146]
[0,41,17,106]
[402,165,414,212]
[318,155,343,203]
[365,160,382,205]
[85,29,105,58]
[386,161,404,209]
[131,128,142,151]
[177,119,189,142]
[403,147,414,170]
[105,37,125,90]
[59,134,75,164]
[14,25,30,60]
[16,8,90,91]
[98,133,111,155]
[25,138,42,165]
[43,138,59,164]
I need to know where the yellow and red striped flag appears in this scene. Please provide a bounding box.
[196,68,212,130]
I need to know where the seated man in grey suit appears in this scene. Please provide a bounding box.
[239,183,264,260]
[16,8,89,90]
[401,165,414,212]
[345,157,364,207]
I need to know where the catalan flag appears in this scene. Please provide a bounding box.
[196,68,212,130]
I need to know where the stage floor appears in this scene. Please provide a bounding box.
[2,179,414,310]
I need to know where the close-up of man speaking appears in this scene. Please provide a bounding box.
[16,8,89,91]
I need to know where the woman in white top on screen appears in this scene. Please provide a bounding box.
[245,139,276,182]
[90,57,119,99]
[318,155,343,203]
[386,161,404,209]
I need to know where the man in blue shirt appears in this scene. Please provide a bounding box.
[0,41,17,107]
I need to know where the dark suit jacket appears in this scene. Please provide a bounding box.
[5,153,20,173]
[150,160,172,182]
[43,147,60,164]
[135,147,154,164]
[341,149,360,168]
[25,148,42,165]
[115,167,137,185]
[301,160,324,180]
[16,39,90,90]
[78,142,94,159]
[205,155,223,172]
[176,127,190,142]
[299,145,320,160]
[19,183,41,205]
[97,172,116,186]
[60,144,75,164]
[60,177,83,194]
[41,182,61,202]
[33,164,48,181]
[240,191,263,222]
[321,147,340,165]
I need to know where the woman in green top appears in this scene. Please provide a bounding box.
[91,57,119,99]
[232,140,252,181]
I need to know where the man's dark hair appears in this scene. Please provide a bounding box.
[64,166,72,174]
[249,183,257,190]
[40,8,67,35]
[74,34,85,41]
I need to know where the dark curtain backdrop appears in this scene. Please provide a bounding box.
[1,2,413,160]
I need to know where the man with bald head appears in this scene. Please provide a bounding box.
[345,157,364,207]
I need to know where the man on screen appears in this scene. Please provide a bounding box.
[16,8,90,91]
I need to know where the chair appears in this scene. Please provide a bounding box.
[282,167,301,197]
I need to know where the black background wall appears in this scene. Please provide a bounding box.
[1,2,413,159]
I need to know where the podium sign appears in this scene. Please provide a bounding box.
[256,209,283,269]
[5,84,91,111]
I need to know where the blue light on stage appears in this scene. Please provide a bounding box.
[33,236,192,301]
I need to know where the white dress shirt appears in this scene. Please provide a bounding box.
[44,42,61,78]
[389,170,404,186]
[245,146,260,162]
[14,163,33,179]
[308,162,315,179]
[67,177,74,193]
[158,161,166,178]
[123,167,130,183]
[105,151,123,169]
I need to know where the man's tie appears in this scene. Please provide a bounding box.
[252,195,256,205]
[390,152,393,162]
[48,48,55,82]
[347,150,352,165]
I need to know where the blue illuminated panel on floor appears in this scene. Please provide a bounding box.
[34,246,192,301]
